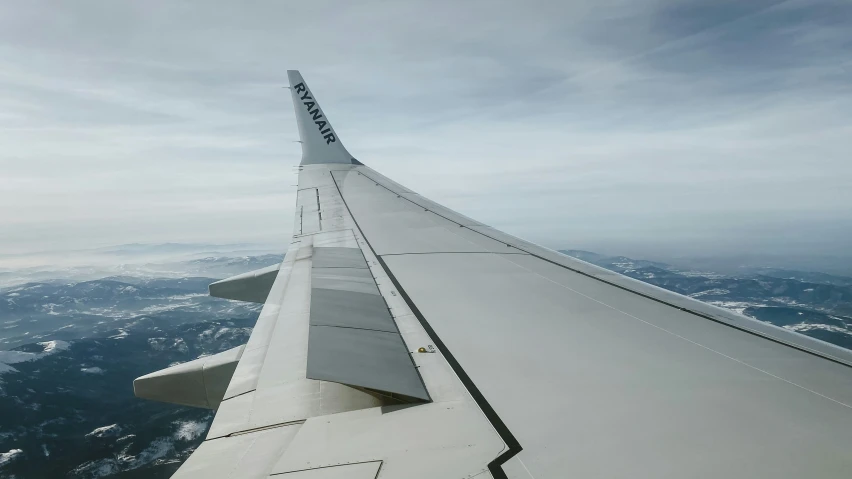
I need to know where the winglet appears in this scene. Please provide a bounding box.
[287,70,359,165]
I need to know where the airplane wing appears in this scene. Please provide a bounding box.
[134,71,852,479]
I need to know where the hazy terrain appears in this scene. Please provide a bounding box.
[0,246,281,478]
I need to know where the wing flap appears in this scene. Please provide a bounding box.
[306,246,429,401]
[307,325,427,401]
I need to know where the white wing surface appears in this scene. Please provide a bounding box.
[135,71,852,479]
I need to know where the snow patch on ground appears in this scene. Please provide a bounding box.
[706,301,760,316]
[173,338,188,353]
[108,329,128,339]
[170,293,206,300]
[0,448,23,467]
[86,424,121,438]
[783,323,852,336]
[69,457,121,478]
[0,340,70,376]
[71,435,176,477]
[147,337,166,351]
[148,337,187,352]
[174,420,207,441]
[40,340,69,353]
[41,303,61,315]
[689,288,731,298]
[133,437,175,466]
[197,328,215,341]
[139,295,204,313]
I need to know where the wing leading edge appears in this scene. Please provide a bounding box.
[140,71,852,479]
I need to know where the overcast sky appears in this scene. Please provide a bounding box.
[1,0,850,263]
